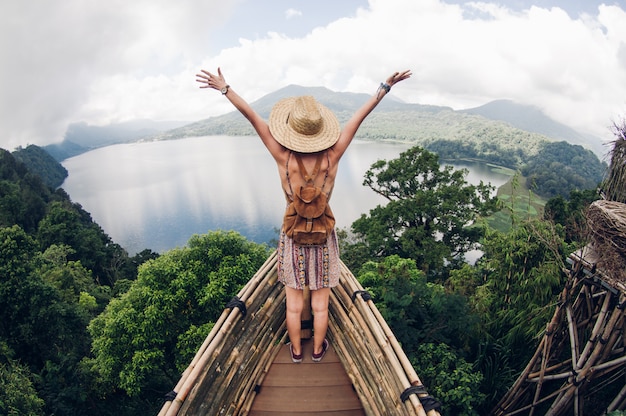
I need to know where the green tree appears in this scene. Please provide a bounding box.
[347,146,497,276]
[0,226,96,415]
[88,231,270,398]
[473,220,572,362]
[411,343,485,416]
[36,199,131,286]
[357,255,478,354]
[0,349,45,416]
[544,188,599,242]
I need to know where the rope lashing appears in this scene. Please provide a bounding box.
[400,385,442,412]
[226,296,247,317]
[164,390,177,401]
[351,290,372,302]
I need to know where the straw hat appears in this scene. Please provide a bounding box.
[269,96,340,153]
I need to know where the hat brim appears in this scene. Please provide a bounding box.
[269,97,340,153]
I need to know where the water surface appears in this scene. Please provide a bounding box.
[62,136,511,254]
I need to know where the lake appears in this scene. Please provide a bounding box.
[61,136,512,255]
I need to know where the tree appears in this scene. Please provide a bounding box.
[36,200,131,286]
[544,189,599,242]
[88,231,270,398]
[357,255,478,354]
[0,349,45,416]
[0,225,97,416]
[347,146,497,276]
[411,343,485,416]
[472,220,573,362]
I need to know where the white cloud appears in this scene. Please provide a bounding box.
[285,8,303,19]
[1,0,625,151]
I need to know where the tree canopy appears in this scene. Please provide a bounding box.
[345,146,498,276]
[88,231,270,397]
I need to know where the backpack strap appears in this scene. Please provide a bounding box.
[294,152,324,184]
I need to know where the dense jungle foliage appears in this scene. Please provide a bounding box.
[0,141,613,415]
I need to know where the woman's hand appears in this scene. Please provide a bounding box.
[386,70,412,87]
[195,67,228,92]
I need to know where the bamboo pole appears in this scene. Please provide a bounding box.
[181,269,285,415]
[529,321,555,416]
[565,304,580,372]
[334,265,435,416]
[547,294,624,416]
[576,291,612,369]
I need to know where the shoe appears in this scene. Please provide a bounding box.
[289,343,302,363]
[312,338,328,362]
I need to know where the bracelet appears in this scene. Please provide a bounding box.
[379,82,391,93]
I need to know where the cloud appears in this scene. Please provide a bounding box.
[1,0,625,151]
[285,8,303,19]
[203,0,626,141]
[0,0,234,149]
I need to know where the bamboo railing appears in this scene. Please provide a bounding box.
[158,251,441,416]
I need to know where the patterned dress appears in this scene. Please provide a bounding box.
[277,228,340,290]
[277,152,340,290]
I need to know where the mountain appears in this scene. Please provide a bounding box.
[45,119,190,161]
[460,99,606,157]
[51,86,605,168]
[151,85,449,140]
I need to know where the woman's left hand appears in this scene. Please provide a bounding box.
[386,70,412,87]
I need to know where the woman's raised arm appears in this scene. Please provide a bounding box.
[331,70,411,159]
[196,68,287,160]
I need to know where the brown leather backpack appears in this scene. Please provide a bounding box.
[282,152,335,246]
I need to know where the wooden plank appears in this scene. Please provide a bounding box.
[248,341,365,415]
[249,411,365,416]
[249,385,363,412]
[262,362,351,387]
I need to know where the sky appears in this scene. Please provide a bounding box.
[1,0,626,151]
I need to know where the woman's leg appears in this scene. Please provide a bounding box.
[311,287,330,354]
[285,286,304,355]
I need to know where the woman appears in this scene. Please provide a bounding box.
[196,67,411,362]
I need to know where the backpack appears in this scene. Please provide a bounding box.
[282,152,336,246]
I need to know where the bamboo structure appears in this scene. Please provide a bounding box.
[492,246,626,415]
[492,131,626,415]
[158,252,441,416]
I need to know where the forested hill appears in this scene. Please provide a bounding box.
[153,84,603,158]
[460,99,605,157]
[12,144,68,188]
[151,85,606,198]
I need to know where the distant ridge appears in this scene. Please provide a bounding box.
[45,119,190,161]
[461,99,605,157]
[50,85,606,163]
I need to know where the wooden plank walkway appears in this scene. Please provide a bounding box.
[249,339,365,415]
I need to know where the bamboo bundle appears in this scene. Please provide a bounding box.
[160,253,284,416]
[328,262,441,416]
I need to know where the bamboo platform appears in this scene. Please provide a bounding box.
[158,251,441,416]
[248,340,364,415]
[491,244,626,415]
